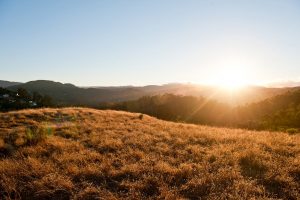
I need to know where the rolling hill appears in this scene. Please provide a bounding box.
[0,108,299,199]
[6,80,299,106]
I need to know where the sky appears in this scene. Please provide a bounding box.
[0,0,300,86]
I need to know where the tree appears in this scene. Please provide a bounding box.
[32,92,43,106]
[41,95,53,107]
[17,88,31,100]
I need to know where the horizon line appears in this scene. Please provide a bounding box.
[2,79,300,89]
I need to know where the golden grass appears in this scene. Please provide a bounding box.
[0,107,299,199]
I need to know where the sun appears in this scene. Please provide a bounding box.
[208,66,251,91]
[216,74,247,90]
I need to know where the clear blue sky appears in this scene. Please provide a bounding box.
[1,0,300,86]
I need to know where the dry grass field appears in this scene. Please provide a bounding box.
[0,108,299,199]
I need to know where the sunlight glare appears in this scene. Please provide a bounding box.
[209,66,251,91]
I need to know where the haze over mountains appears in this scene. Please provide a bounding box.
[1,80,299,107]
[267,80,300,88]
[0,80,22,88]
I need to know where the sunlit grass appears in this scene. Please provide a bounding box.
[0,108,299,199]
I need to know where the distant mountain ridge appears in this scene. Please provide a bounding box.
[0,80,22,88]
[7,80,147,106]
[4,80,300,106]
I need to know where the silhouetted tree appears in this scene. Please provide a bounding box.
[41,95,53,107]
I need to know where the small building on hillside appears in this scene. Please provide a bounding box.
[1,94,10,98]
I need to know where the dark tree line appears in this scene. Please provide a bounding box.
[233,90,300,130]
[2,86,300,131]
[99,94,233,126]
[99,91,300,131]
[0,87,54,111]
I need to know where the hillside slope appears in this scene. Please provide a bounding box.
[0,108,299,199]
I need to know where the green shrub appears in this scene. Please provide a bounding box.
[25,126,48,145]
[286,128,298,134]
